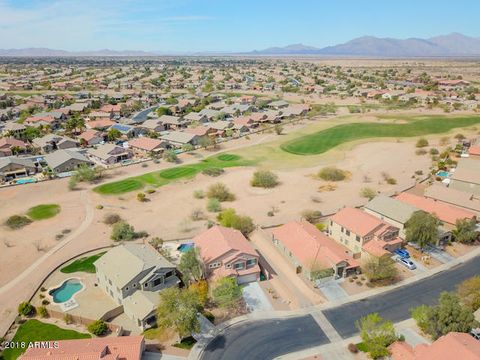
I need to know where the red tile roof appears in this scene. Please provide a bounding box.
[395,192,476,225]
[128,137,163,151]
[271,221,359,270]
[20,335,144,360]
[389,332,480,360]
[329,207,387,237]
[469,145,480,156]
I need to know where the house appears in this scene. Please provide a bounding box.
[139,119,165,133]
[271,221,360,280]
[44,149,93,173]
[199,108,222,121]
[94,244,179,330]
[86,119,116,131]
[0,157,37,181]
[424,184,480,215]
[450,159,480,197]
[193,225,260,284]
[78,129,103,146]
[388,331,480,360]
[184,111,208,123]
[158,115,185,130]
[395,192,476,226]
[2,122,26,137]
[364,195,418,239]
[328,207,402,260]
[185,126,216,137]
[268,100,289,109]
[0,137,28,157]
[161,131,200,147]
[88,143,133,165]
[32,134,78,153]
[20,335,145,360]
[110,123,137,138]
[128,137,167,156]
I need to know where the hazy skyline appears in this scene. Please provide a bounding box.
[1,0,479,52]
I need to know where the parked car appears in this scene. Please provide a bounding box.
[394,248,410,258]
[471,328,480,341]
[396,257,416,270]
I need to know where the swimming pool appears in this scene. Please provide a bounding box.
[49,279,84,303]
[177,243,194,252]
[16,178,36,185]
[436,170,450,177]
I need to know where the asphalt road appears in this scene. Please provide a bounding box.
[201,315,329,360]
[200,256,480,359]
[324,256,480,338]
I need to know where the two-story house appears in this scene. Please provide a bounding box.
[193,225,260,284]
[94,244,180,330]
[328,207,402,262]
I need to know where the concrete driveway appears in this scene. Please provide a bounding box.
[243,282,274,312]
[316,279,349,302]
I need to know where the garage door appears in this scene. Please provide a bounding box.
[237,273,258,284]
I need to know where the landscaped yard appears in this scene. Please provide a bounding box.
[281,115,480,155]
[26,204,61,220]
[2,319,90,360]
[60,252,106,274]
[94,153,255,195]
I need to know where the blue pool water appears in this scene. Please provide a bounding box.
[436,171,450,177]
[177,243,194,253]
[16,178,36,184]
[49,279,83,303]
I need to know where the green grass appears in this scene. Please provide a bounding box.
[26,204,60,220]
[2,319,90,360]
[356,342,368,352]
[281,115,480,155]
[60,252,106,274]
[94,153,255,195]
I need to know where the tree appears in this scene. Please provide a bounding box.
[356,313,397,359]
[18,302,35,316]
[212,277,242,309]
[87,320,108,336]
[452,218,478,244]
[301,210,323,224]
[110,221,135,241]
[182,143,194,152]
[156,107,172,116]
[363,256,398,284]
[251,170,279,188]
[199,136,214,150]
[410,305,430,333]
[425,292,476,340]
[318,167,347,181]
[206,183,235,201]
[107,128,122,141]
[274,124,283,135]
[360,187,376,200]
[157,287,202,338]
[405,211,439,249]
[163,149,178,163]
[178,248,204,285]
[217,208,255,236]
[207,198,221,212]
[457,276,480,311]
[189,280,209,306]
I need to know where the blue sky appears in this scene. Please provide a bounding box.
[0,0,479,52]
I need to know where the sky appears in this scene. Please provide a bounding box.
[0,0,479,53]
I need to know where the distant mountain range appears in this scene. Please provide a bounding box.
[250,33,480,57]
[1,33,480,57]
[0,48,157,57]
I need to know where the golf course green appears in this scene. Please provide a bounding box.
[281,115,480,155]
[94,153,255,195]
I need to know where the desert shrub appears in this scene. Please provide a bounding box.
[207,198,222,212]
[37,306,48,318]
[190,208,206,221]
[41,299,50,306]
[360,187,376,200]
[217,208,255,235]
[415,170,423,175]
[146,189,156,194]
[110,221,135,241]
[18,302,35,316]
[202,168,224,177]
[251,170,279,188]
[96,205,104,210]
[163,149,178,163]
[429,148,439,155]
[87,320,108,336]
[348,343,358,353]
[206,183,235,202]
[5,215,32,230]
[103,213,121,225]
[318,167,347,181]
[416,148,427,155]
[386,177,397,185]
[315,223,326,231]
[416,138,429,148]
[301,210,322,224]
[193,190,205,199]
[137,192,146,202]
[64,313,73,324]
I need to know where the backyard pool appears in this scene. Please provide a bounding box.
[177,243,194,253]
[15,178,36,185]
[436,170,450,177]
[49,279,84,303]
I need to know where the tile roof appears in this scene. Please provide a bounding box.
[395,192,476,225]
[128,137,164,151]
[330,207,387,237]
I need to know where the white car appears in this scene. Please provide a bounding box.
[471,328,480,340]
[396,257,417,270]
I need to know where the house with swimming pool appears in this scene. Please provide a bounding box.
[94,243,180,330]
